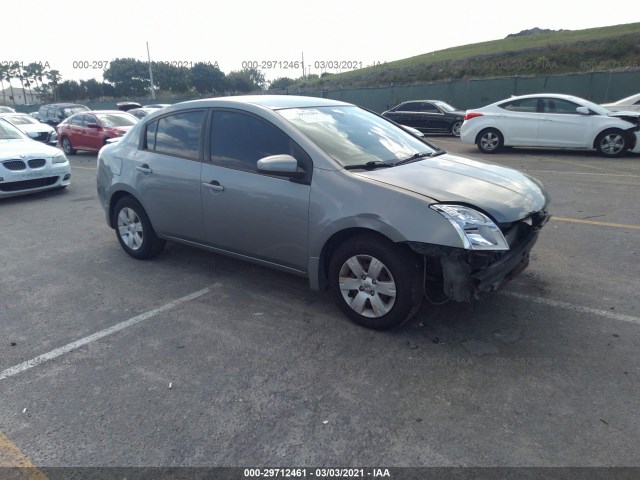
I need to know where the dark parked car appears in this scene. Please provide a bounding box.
[382,100,465,137]
[97,95,549,330]
[37,103,89,126]
[57,110,138,154]
[128,107,165,119]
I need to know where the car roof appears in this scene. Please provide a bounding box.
[172,95,350,111]
[498,93,586,103]
[44,103,87,108]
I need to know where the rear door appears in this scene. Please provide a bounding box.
[495,98,541,145]
[200,109,311,271]
[133,110,206,241]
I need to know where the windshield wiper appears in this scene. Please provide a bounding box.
[344,160,392,170]
[393,152,433,166]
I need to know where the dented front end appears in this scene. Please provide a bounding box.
[408,210,550,302]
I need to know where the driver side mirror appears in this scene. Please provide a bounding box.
[576,106,590,115]
[257,154,305,178]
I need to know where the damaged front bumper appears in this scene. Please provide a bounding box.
[408,210,550,302]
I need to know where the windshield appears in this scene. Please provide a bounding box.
[0,118,26,140]
[95,113,138,127]
[278,106,434,167]
[4,114,38,126]
[434,101,456,112]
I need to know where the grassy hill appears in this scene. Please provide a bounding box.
[301,22,640,90]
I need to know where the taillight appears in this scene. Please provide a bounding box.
[465,112,483,121]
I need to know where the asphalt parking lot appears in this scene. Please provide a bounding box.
[1,141,639,473]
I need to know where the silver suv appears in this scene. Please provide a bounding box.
[97,96,549,330]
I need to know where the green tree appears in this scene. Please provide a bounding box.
[152,63,191,93]
[104,58,151,97]
[0,64,9,105]
[45,70,62,102]
[226,68,265,93]
[80,79,104,100]
[8,62,21,105]
[189,62,226,95]
[57,80,85,102]
[268,77,296,90]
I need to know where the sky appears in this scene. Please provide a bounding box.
[3,0,640,87]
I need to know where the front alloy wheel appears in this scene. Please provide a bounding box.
[596,129,628,157]
[61,137,76,155]
[329,235,423,330]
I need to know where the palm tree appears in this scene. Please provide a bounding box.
[45,69,62,102]
[7,62,20,106]
[0,64,9,106]
[31,63,45,103]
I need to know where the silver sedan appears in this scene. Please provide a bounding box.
[97,96,549,330]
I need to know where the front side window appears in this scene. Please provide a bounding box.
[81,115,97,127]
[542,98,581,114]
[149,110,204,159]
[210,110,307,173]
[418,102,439,113]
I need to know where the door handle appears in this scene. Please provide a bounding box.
[136,164,152,174]
[203,180,224,192]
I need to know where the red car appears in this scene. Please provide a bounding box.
[57,110,138,154]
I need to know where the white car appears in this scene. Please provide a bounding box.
[460,93,640,157]
[0,112,57,144]
[0,118,71,198]
[601,92,640,112]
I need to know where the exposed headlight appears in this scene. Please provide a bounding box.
[430,204,509,251]
[52,152,68,164]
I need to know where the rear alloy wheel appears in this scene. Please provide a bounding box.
[595,129,628,157]
[477,128,503,153]
[61,137,76,155]
[451,121,462,137]
[329,234,423,330]
[113,196,166,259]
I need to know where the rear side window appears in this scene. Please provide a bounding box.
[145,110,204,159]
[398,103,419,112]
[500,98,540,113]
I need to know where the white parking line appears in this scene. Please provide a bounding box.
[523,170,640,178]
[505,292,640,325]
[0,286,215,381]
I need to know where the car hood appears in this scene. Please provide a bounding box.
[607,111,640,125]
[353,153,548,223]
[0,139,61,159]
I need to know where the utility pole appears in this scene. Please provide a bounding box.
[147,41,156,100]
[301,52,305,80]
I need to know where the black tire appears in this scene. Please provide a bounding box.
[329,234,423,330]
[595,129,628,157]
[112,196,166,259]
[61,136,76,155]
[451,120,462,137]
[476,128,503,154]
